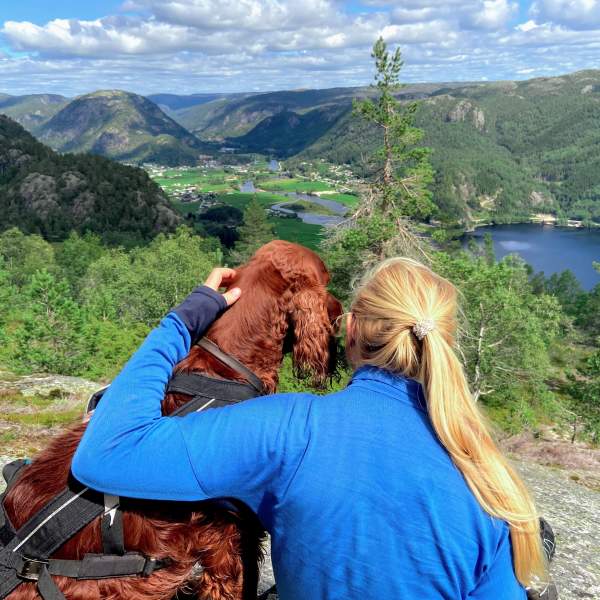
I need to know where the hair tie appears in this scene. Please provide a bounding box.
[412,319,435,341]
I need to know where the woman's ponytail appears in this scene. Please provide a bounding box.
[422,331,546,585]
[350,257,547,587]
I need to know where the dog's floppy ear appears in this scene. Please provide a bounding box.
[263,240,335,386]
[290,286,333,387]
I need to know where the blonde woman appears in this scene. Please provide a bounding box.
[73,259,550,599]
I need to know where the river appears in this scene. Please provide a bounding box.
[270,192,348,226]
[466,224,600,290]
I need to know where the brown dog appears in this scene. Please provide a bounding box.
[4,241,342,600]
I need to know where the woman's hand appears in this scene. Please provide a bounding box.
[203,268,242,307]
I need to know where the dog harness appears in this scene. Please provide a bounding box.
[0,337,264,600]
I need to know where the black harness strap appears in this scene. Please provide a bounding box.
[101,494,125,555]
[0,481,104,598]
[0,336,265,600]
[37,567,66,600]
[0,460,28,547]
[196,337,265,395]
[0,475,168,600]
[167,372,259,417]
[10,552,169,579]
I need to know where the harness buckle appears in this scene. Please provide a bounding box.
[18,557,48,581]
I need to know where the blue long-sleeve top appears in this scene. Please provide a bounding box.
[72,289,526,600]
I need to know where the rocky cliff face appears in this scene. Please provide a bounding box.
[446,99,486,132]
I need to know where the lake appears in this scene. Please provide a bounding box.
[466,224,600,290]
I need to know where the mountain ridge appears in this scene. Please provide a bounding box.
[37,90,209,166]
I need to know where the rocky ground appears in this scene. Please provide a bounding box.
[1,373,598,599]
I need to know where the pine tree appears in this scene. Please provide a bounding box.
[323,37,434,301]
[353,37,435,219]
[230,196,275,265]
[12,269,91,375]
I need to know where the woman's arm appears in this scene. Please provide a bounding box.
[468,524,527,599]
[71,275,231,500]
[72,269,310,517]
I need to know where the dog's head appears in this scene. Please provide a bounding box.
[210,240,342,389]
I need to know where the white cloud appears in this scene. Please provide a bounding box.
[0,0,598,96]
[531,0,600,30]
[501,19,600,46]
[516,19,540,31]
[468,0,519,30]
[3,18,198,56]
[148,0,339,31]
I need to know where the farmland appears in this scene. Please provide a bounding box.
[147,160,359,250]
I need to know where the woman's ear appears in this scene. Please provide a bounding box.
[346,312,355,346]
[345,312,362,368]
[290,287,333,387]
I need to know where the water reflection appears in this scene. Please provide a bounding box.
[499,241,532,251]
[271,192,348,227]
[240,180,256,193]
[467,224,600,289]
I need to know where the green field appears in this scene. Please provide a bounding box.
[169,200,198,216]
[285,200,338,216]
[259,178,335,193]
[269,217,324,250]
[153,166,349,251]
[152,167,234,193]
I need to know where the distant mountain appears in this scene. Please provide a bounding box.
[304,70,600,224]
[0,115,180,241]
[7,70,600,225]
[147,93,228,111]
[38,90,209,166]
[228,105,348,156]
[0,94,68,130]
[219,71,600,225]
[174,84,463,139]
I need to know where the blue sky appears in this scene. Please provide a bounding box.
[1,0,599,96]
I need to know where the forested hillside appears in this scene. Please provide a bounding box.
[299,70,600,225]
[169,83,459,138]
[0,115,180,241]
[228,105,348,156]
[182,70,600,226]
[4,71,598,225]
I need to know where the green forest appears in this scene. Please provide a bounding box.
[0,115,180,243]
[280,71,600,227]
[0,221,598,441]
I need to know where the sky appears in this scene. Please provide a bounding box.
[1,0,599,97]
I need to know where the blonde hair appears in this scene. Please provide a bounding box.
[349,257,546,587]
